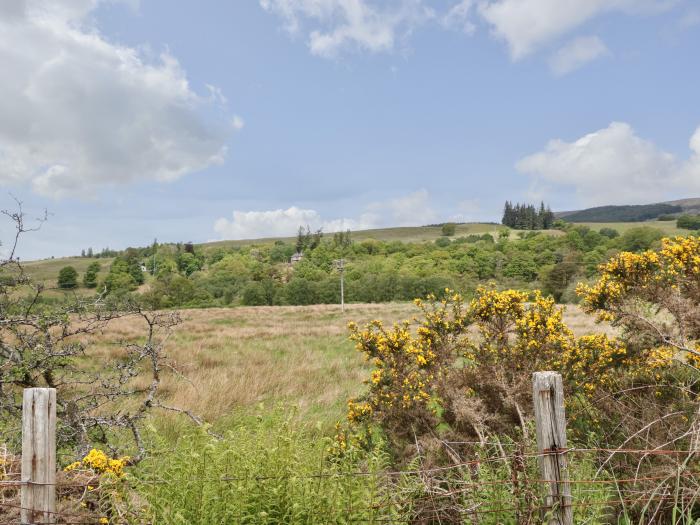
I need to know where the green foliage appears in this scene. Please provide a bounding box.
[616,226,664,251]
[440,222,456,236]
[56,221,680,306]
[542,260,579,301]
[135,412,395,524]
[502,200,554,229]
[677,214,700,230]
[598,227,620,239]
[57,266,78,289]
[104,258,137,294]
[434,236,451,248]
[657,214,677,221]
[82,261,101,288]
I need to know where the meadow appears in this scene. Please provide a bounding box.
[88,301,610,432]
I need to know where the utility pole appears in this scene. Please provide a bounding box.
[152,238,157,276]
[340,258,344,313]
[334,258,345,313]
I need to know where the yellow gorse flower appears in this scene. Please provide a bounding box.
[64,449,130,478]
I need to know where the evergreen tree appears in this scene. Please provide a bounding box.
[502,200,555,230]
[57,266,78,289]
[83,261,101,288]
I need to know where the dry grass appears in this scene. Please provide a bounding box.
[81,302,610,432]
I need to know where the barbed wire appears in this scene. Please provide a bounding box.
[1,447,696,487]
[3,446,698,524]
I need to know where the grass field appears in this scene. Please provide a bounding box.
[577,220,685,235]
[201,222,504,249]
[86,302,610,433]
[22,256,112,288]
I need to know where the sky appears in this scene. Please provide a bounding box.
[1,0,700,259]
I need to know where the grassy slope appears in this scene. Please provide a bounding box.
[201,222,503,249]
[577,220,684,235]
[21,257,112,294]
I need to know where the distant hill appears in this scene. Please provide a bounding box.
[556,198,700,223]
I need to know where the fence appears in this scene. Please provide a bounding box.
[2,373,698,524]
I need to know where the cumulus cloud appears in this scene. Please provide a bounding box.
[213,190,437,239]
[261,0,678,64]
[549,36,609,75]
[0,0,230,198]
[259,0,433,58]
[477,0,673,59]
[516,122,700,207]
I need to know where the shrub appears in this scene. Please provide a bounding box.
[285,277,319,305]
[83,261,101,288]
[575,236,700,519]
[598,227,619,239]
[342,289,626,454]
[541,260,579,301]
[616,226,664,251]
[441,223,456,236]
[57,266,78,289]
[676,214,700,230]
[434,236,451,247]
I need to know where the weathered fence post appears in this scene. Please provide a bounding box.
[21,388,57,525]
[532,372,572,525]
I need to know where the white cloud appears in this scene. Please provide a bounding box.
[232,115,246,130]
[368,188,437,226]
[213,190,437,239]
[679,8,700,29]
[442,0,475,34]
[0,0,229,198]
[260,0,433,58]
[449,198,481,222]
[549,36,609,75]
[213,206,378,239]
[214,207,324,239]
[477,0,673,60]
[516,122,700,206]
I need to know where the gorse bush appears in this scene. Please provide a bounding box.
[338,236,700,522]
[341,287,628,455]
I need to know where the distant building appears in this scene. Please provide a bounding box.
[140,264,148,272]
[290,252,303,264]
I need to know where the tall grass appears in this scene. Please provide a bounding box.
[130,412,632,525]
[132,410,398,524]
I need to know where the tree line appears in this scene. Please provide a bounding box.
[501,201,555,230]
[51,221,674,308]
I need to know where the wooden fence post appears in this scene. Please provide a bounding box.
[532,372,572,525]
[21,388,57,525]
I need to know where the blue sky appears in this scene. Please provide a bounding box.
[1,0,700,259]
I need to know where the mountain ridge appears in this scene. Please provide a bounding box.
[556,198,700,222]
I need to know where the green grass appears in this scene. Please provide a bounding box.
[577,220,685,235]
[22,256,112,288]
[200,222,503,249]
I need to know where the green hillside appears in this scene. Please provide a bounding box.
[22,257,112,290]
[202,222,503,249]
[559,203,682,222]
[557,198,700,223]
[575,220,684,236]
